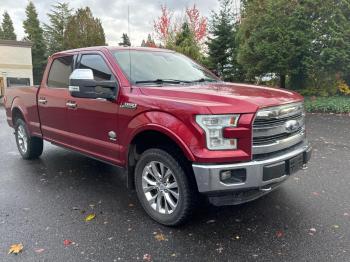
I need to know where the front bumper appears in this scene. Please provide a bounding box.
[192,140,312,206]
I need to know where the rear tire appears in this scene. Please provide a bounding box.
[135,148,197,226]
[15,118,43,160]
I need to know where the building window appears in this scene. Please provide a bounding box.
[6,77,30,87]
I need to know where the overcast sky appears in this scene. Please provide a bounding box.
[0,0,225,46]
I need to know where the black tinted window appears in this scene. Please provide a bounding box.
[47,56,74,88]
[79,54,112,81]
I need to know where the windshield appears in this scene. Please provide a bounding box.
[112,50,219,85]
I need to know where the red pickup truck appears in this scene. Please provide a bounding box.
[4,46,312,225]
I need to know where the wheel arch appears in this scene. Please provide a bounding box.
[126,127,196,190]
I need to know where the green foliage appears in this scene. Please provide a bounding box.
[303,0,350,94]
[1,11,16,40]
[238,0,312,88]
[119,33,131,46]
[206,0,245,81]
[23,1,47,85]
[304,96,350,113]
[236,0,350,92]
[63,7,106,49]
[44,2,72,54]
[167,22,202,62]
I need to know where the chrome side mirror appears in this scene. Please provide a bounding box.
[68,69,117,101]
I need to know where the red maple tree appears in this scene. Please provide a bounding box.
[153,5,172,44]
[185,4,207,42]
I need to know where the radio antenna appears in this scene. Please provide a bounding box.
[128,5,133,90]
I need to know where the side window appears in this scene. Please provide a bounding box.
[47,55,74,88]
[78,54,113,81]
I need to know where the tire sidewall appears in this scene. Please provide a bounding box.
[135,149,189,226]
[15,118,30,158]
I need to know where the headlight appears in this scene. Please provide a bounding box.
[195,114,240,150]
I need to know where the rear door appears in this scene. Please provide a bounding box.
[66,52,120,164]
[38,54,75,145]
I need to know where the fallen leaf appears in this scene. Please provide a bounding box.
[344,213,349,217]
[312,192,320,196]
[235,235,240,240]
[276,230,284,238]
[143,253,152,261]
[171,253,176,257]
[34,248,45,253]
[309,228,317,235]
[63,239,73,246]
[332,224,340,229]
[216,247,224,254]
[85,213,96,222]
[8,243,23,254]
[206,219,216,224]
[128,203,134,207]
[154,233,167,241]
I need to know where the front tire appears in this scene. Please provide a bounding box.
[15,118,43,159]
[135,148,197,226]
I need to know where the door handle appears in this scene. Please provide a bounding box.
[38,98,47,105]
[66,101,77,109]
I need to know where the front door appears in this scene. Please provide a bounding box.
[37,55,74,145]
[66,53,120,165]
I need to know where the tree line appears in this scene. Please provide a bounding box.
[1,0,349,95]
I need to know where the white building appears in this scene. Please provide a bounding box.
[0,40,33,100]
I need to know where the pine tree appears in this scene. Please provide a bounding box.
[0,23,3,39]
[207,0,244,81]
[141,34,157,47]
[23,2,47,85]
[1,11,16,40]
[44,2,72,54]
[63,7,106,49]
[171,22,202,62]
[119,33,131,46]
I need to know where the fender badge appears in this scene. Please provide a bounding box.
[120,102,137,110]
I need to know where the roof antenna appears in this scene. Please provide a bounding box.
[128,5,133,90]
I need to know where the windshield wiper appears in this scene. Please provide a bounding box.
[189,78,217,83]
[135,79,190,85]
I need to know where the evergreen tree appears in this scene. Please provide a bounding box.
[63,7,106,49]
[207,0,244,81]
[0,23,3,39]
[169,22,202,62]
[1,11,16,40]
[119,33,131,46]
[44,2,72,54]
[141,34,157,47]
[23,2,47,85]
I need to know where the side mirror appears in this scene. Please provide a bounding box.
[68,69,117,101]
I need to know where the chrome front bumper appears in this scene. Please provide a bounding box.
[192,141,312,200]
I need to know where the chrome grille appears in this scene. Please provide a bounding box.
[253,102,305,155]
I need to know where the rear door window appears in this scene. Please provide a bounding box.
[47,55,74,88]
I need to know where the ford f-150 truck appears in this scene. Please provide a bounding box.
[4,46,312,226]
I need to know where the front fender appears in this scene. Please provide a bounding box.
[122,111,201,163]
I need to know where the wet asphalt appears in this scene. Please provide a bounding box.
[0,106,350,262]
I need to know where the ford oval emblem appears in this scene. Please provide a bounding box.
[285,120,299,133]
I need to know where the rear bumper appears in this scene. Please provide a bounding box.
[192,140,312,205]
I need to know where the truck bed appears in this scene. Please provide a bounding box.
[4,86,42,137]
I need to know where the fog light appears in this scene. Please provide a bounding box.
[220,169,246,184]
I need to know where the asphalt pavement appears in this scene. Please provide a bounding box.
[0,106,350,262]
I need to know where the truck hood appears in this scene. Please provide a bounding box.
[138,82,303,114]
